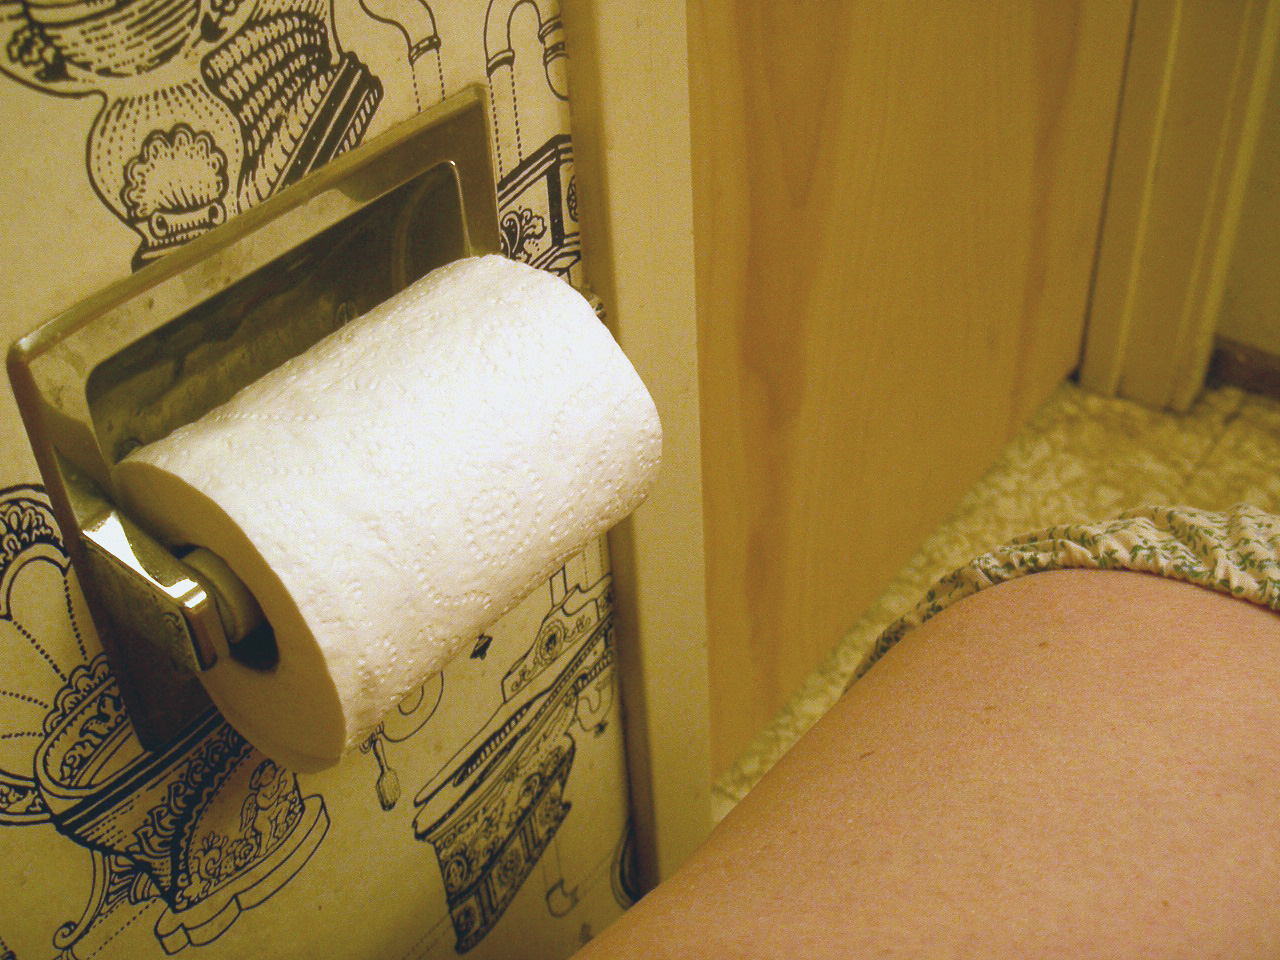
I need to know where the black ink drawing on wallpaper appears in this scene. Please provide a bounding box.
[483,0,581,281]
[413,564,619,953]
[358,0,445,110]
[358,672,444,812]
[0,0,385,269]
[0,486,329,957]
[1,1,602,955]
[0,0,580,280]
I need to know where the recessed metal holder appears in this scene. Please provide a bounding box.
[8,86,502,750]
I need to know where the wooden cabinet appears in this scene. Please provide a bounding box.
[688,2,1135,772]
[563,0,1136,879]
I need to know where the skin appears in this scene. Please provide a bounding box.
[574,570,1280,959]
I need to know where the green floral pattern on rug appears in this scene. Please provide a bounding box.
[853,504,1280,686]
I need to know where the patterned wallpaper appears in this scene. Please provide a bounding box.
[0,3,634,958]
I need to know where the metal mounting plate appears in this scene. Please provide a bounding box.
[8,85,502,749]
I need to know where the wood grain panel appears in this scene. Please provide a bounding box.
[689,1,1134,773]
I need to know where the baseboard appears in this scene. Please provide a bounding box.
[1208,336,1280,401]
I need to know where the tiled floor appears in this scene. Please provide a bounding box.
[712,381,1280,821]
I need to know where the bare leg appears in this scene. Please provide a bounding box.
[576,571,1280,959]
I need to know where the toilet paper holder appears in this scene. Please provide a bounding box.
[8,86,503,749]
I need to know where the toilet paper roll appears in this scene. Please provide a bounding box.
[114,255,661,772]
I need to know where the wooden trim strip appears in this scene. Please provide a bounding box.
[1208,336,1280,401]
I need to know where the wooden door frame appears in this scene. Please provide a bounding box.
[560,1,713,888]
[1080,0,1280,410]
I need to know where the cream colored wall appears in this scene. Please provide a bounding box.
[1220,63,1280,355]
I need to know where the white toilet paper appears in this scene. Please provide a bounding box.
[114,255,661,772]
